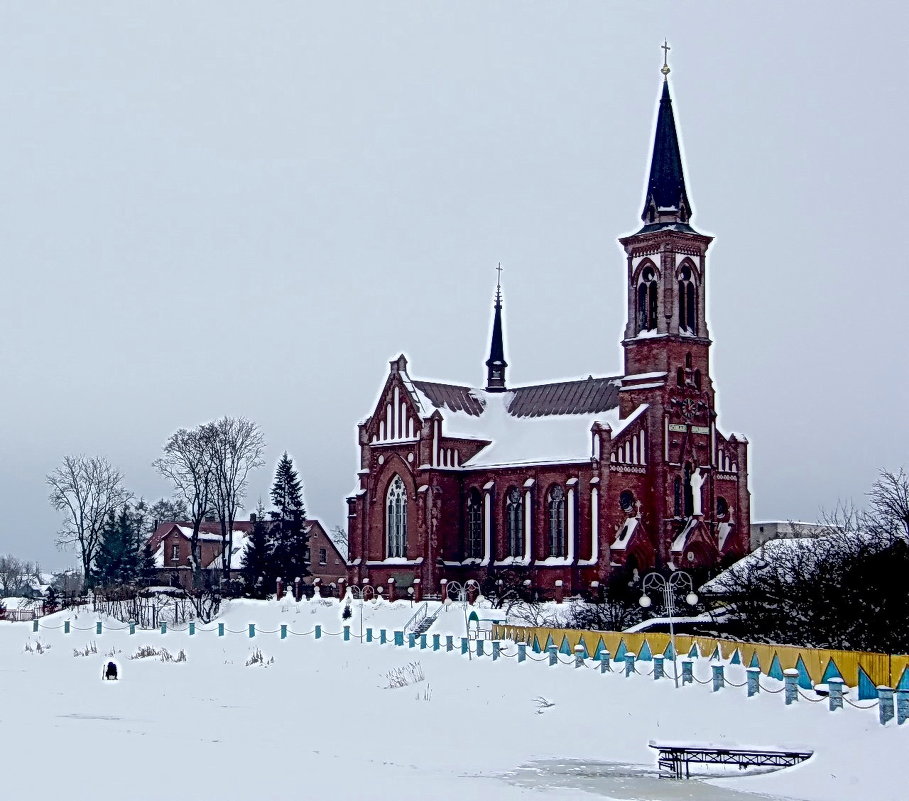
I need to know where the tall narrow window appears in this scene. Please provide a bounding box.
[506,487,523,557]
[678,264,698,334]
[637,265,658,331]
[683,463,694,517]
[673,477,683,517]
[386,475,407,558]
[466,489,483,559]
[547,485,566,557]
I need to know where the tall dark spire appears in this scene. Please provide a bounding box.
[641,43,692,227]
[485,264,507,393]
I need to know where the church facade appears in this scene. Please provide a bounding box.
[345,63,750,600]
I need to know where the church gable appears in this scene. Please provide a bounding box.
[364,356,426,445]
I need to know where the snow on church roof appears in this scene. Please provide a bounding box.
[399,371,638,468]
[412,375,621,418]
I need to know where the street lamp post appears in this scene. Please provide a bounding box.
[639,571,698,688]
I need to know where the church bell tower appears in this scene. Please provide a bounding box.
[619,45,715,409]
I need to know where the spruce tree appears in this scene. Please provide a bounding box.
[269,453,310,587]
[241,501,273,598]
[44,585,59,614]
[94,504,145,590]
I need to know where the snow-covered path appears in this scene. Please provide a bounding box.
[1,599,904,800]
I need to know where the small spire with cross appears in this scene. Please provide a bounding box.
[485,262,508,392]
[661,39,671,79]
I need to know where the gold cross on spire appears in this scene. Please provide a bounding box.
[661,39,671,78]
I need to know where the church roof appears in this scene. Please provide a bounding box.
[412,375,620,419]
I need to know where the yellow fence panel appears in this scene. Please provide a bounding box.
[490,625,909,689]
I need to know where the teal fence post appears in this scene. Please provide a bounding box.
[280,624,287,640]
[492,641,501,661]
[160,622,167,634]
[624,652,636,677]
[896,688,909,724]
[315,625,322,640]
[476,640,485,657]
[747,667,761,697]
[419,634,426,650]
[653,654,665,680]
[96,621,102,635]
[344,625,350,642]
[64,620,70,634]
[408,633,416,648]
[518,643,526,663]
[461,637,469,655]
[249,624,255,638]
[712,663,725,691]
[394,631,403,646]
[828,677,844,711]
[548,645,557,666]
[218,623,224,637]
[879,686,895,725]
[784,669,799,705]
[32,619,38,632]
[129,621,136,636]
[446,635,454,652]
[189,622,195,636]
[432,634,440,651]
[366,627,373,643]
[600,650,612,673]
[380,628,387,645]
[681,659,693,685]
[574,645,585,668]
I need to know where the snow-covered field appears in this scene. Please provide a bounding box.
[3,598,905,801]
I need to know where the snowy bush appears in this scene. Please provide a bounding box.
[384,661,425,688]
[73,641,98,657]
[129,645,186,662]
[25,639,50,655]
[245,648,274,667]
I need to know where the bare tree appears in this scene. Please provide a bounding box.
[209,417,265,580]
[707,468,909,652]
[0,555,27,596]
[153,426,216,588]
[330,525,348,553]
[866,468,909,540]
[47,456,131,587]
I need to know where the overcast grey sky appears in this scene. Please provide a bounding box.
[1,2,906,570]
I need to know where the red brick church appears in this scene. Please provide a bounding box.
[346,60,750,599]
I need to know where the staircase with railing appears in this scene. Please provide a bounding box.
[402,602,443,635]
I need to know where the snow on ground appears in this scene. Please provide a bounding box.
[1,598,905,801]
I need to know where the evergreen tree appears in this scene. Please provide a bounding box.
[44,585,59,614]
[94,504,144,590]
[269,453,310,586]
[241,501,273,598]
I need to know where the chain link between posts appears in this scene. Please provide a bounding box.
[844,697,880,709]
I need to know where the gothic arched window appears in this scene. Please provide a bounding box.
[505,487,523,557]
[678,264,698,334]
[619,490,636,514]
[466,488,483,559]
[386,475,407,558]
[682,463,694,517]
[547,485,567,557]
[637,265,658,332]
[716,496,729,519]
